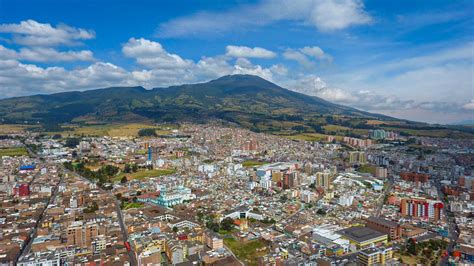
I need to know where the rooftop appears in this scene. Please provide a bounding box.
[367,216,399,228]
[337,226,387,243]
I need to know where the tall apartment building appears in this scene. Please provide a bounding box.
[400,198,443,221]
[375,167,388,178]
[67,221,101,248]
[283,172,299,189]
[349,151,367,164]
[315,171,332,189]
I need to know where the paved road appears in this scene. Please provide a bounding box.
[376,176,393,217]
[17,166,62,263]
[436,181,459,266]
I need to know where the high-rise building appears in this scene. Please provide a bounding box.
[67,221,100,248]
[315,171,332,189]
[375,167,388,178]
[283,172,299,189]
[349,151,367,164]
[400,198,443,221]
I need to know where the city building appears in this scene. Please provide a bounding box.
[366,216,400,240]
[66,221,100,248]
[337,226,388,249]
[400,198,443,221]
[400,172,429,183]
[358,246,393,266]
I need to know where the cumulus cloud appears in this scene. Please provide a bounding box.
[0,44,94,62]
[285,74,472,121]
[225,45,276,59]
[157,0,372,37]
[330,42,474,104]
[0,19,95,46]
[283,49,315,68]
[0,37,288,97]
[463,100,474,110]
[122,38,193,69]
[300,46,332,62]
[283,46,332,68]
[309,0,372,31]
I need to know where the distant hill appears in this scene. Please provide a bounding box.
[450,120,474,126]
[0,75,383,124]
[0,74,472,138]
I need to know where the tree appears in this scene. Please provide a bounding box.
[220,217,234,231]
[317,209,326,216]
[65,137,80,148]
[138,128,157,137]
[173,226,178,233]
[206,221,220,232]
[120,176,128,183]
[407,238,417,256]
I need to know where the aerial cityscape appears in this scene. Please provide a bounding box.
[0,1,473,266]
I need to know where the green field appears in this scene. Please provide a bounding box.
[123,202,145,210]
[0,147,28,157]
[224,238,268,266]
[278,132,344,142]
[242,160,267,168]
[45,123,176,138]
[116,168,176,181]
[357,164,376,174]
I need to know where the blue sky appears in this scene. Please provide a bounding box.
[0,0,472,124]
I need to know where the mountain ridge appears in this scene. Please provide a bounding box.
[2,74,470,138]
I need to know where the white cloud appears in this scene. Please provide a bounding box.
[225,45,276,59]
[283,46,332,68]
[284,74,473,124]
[0,38,287,97]
[122,38,193,69]
[157,0,372,37]
[283,49,314,68]
[0,45,94,62]
[0,19,95,46]
[309,0,372,31]
[300,46,332,62]
[463,100,474,110]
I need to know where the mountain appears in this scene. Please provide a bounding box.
[450,120,474,126]
[2,74,469,137]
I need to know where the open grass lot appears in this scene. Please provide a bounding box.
[122,202,145,210]
[0,147,28,157]
[323,124,350,132]
[46,123,176,137]
[116,168,176,181]
[224,238,268,266]
[357,164,376,174]
[279,133,344,142]
[0,124,31,134]
[242,160,268,168]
